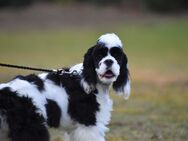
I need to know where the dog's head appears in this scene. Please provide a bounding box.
[82,33,130,99]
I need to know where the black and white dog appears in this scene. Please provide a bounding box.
[0,33,130,141]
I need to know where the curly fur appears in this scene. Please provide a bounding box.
[0,33,130,141]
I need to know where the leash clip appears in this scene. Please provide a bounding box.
[53,69,79,76]
[71,70,79,76]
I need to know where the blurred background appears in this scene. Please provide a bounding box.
[0,0,188,141]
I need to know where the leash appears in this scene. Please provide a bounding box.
[0,63,53,73]
[0,63,79,76]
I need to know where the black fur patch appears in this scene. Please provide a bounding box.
[110,47,124,65]
[0,87,49,141]
[15,74,44,92]
[82,47,98,88]
[45,72,100,126]
[82,44,110,89]
[46,73,61,86]
[63,68,70,72]
[93,44,108,68]
[45,99,61,128]
[60,73,99,126]
[46,68,70,86]
[46,72,100,126]
[112,51,129,91]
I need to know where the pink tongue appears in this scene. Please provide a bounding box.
[103,71,114,77]
[104,73,113,77]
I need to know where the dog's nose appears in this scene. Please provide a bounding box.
[104,59,113,67]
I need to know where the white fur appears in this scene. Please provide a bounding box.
[38,73,48,79]
[66,85,113,141]
[69,63,83,75]
[96,84,113,135]
[0,79,47,119]
[67,125,105,141]
[96,54,120,84]
[116,79,131,100]
[40,79,74,129]
[98,33,123,48]
[80,79,95,94]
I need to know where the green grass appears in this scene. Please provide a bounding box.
[0,20,188,141]
[0,21,188,74]
[108,86,188,141]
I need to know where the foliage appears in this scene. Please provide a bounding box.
[0,0,35,7]
[1,0,188,13]
[144,0,188,12]
[76,0,123,5]
[0,0,123,7]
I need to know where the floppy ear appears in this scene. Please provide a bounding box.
[113,52,131,99]
[81,47,97,94]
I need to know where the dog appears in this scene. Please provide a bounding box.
[0,33,130,141]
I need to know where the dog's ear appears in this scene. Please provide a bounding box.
[81,46,97,94]
[113,52,131,99]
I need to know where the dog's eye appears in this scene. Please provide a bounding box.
[112,52,118,57]
[110,48,122,58]
[94,48,108,60]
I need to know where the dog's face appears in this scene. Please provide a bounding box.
[82,33,130,99]
[93,45,122,84]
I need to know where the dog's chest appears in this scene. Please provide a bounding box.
[96,92,113,126]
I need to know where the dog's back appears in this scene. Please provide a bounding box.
[0,76,50,141]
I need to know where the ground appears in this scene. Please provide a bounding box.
[0,3,188,141]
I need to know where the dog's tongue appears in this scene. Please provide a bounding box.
[103,70,114,78]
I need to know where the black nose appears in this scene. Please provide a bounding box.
[104,59,113,67]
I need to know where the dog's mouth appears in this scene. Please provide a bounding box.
[100,70,115,79]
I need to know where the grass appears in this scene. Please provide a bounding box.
[0,20,188,141]
[108,87,188,141]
